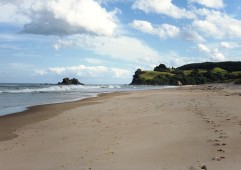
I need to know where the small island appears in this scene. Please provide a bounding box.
[58,77,84,85]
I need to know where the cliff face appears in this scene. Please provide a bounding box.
[58,78,84,85]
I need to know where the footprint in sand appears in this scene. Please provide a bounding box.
[219,132,226,135]
[213,124,220,128]
[212,156,226,161]
[219,135,228,139]
[213,140,227,146]
[217,149,225,153]
[190,164,207,170]
[214,142,220,146]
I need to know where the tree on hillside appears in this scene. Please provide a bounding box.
[154,64,168,72]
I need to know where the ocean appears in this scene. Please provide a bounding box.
[0,83,174,116]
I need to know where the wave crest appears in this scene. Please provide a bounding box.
[0,85,123,94]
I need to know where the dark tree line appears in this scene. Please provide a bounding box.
[178,61,241,72]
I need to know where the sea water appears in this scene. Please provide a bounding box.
[0,83,174,116]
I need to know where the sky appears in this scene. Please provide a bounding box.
[1,0,241,84]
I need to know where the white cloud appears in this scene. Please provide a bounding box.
[132,0,196,19]
[131,20,180,39]
[181,27,205,42]
[220,42,232,49]
[110,68,131,78]
[53,39,74,50]
[211,48,225,61]
[35,65,131,79]
[192,10,241,39]
[193,7,211,16]
[49,67,68,75]
[197,43,226,61]
[157,24,180,39]
[131,20,154,34]
[220,42,240,49]
[35,69,47,76]
[53,35,162,68]
[198,43,210,53]
[0,0,118,36]
[97,0,128,5]
[41,65,108,77]
[0,3,29,24]
[189,0,224,9]
[193,20,220,38]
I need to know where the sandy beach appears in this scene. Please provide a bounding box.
[1,84,241,170]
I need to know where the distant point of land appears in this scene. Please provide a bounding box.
[130,61,241,85]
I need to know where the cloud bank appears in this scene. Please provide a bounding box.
[35,65,132,80]
[54,34,162,68]
[0,0,118,36]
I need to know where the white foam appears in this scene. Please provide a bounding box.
[108,85,121,89]
[0,84,124,94]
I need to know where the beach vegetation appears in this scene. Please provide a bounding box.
[154,64,168,72]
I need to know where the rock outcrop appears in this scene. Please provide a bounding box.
[58,78,84,85]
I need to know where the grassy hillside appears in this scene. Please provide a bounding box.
[131,62,241,85]
[183,67,227,75]
[211,67,227,74]
[139,71,174,80]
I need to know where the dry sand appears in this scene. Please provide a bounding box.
[1,84,241,170]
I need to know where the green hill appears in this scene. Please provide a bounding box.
[130,62,241,85]
[139,71,174,80]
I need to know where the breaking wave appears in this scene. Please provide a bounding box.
[0,85,123,94]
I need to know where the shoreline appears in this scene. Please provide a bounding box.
[1,84,241,169]
[0,86,177,141]
[0,91,129,141]
[0,85,175,117]
[0,94,98,117]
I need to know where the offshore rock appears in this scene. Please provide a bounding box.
[58,78,84,85]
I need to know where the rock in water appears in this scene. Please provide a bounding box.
[58,78,84,85]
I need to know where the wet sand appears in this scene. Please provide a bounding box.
[1,84,241,170]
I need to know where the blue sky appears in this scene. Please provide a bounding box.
[0,0,241,84]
